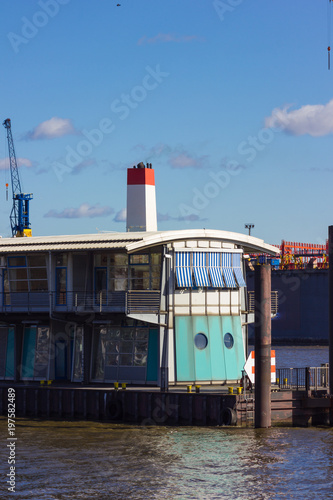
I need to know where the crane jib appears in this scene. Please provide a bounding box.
[3,118,33,237]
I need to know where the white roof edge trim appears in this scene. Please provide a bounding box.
[125,229,280,255]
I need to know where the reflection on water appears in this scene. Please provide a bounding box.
[2,418,333,500]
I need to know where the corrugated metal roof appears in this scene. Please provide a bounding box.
[0,229,279,255]
[0,232,148,253]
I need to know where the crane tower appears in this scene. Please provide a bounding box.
[3,118,33,237]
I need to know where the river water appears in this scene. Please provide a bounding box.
[1,347,333,500]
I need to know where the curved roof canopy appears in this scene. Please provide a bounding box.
[0,229,279,255]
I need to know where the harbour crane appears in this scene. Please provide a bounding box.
[3,118,33,237]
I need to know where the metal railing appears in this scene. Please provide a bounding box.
[247,290,279,316]
[1,290,161,315]
[276,365,329,391]
[2,291,49,311]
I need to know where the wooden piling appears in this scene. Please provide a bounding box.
[254,264,272,428]
[329,226,333,425]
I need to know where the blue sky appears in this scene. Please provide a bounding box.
[0,0,332,246]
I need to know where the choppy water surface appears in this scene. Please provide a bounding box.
[1,419,333,500]
[2,347,333,500]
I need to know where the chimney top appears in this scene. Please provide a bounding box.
[133,162,152,169]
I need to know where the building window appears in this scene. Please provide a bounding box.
[95,267,107,304]
[93,251,161,294]
[109,254,128,291]
[129,252,161,290]
[72,326,83,382]
[91,325,149,381]
[28,255,48,291]
[194,333,208,350]
[224,333,234,349]
[0,327,14,379]
[5,254,48,300]
[21,326,50,379]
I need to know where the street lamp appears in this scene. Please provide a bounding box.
[245,223,255,236]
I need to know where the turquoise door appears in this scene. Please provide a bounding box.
[175,315,245,383]
[175,316,212,382]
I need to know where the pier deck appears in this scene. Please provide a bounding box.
[1,382,332,427]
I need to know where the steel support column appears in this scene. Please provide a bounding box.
[254,264,271,428]
[328,226,333,424]
[14,324,24,383]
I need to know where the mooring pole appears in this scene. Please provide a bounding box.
[254,264,272,428]
[328,226,333,424]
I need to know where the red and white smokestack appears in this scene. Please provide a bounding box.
[126,162,157,232]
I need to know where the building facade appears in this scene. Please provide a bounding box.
[0,229,277,386]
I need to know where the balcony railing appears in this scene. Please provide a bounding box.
[1,290,161,315]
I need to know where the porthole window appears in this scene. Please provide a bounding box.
[224,333,234,349]
[194,333,208,350]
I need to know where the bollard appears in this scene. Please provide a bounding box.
[237,387,242,395]
[47,380,52,385]
[114,382,119,390]
[121,383,126,390]
[187,385,192,393]
[195,385,201,393]
[228,387,234,394]
[40,380,45,386]
[283,378,288,386]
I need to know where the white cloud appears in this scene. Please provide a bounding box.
[0,157,32,170]
[44,203,114,219]
[26,117,77,140]
[157,212,206,222]
[170,152,209,169]
[113,208,126,222]
[265,99,333,136]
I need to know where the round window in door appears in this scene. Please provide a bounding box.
[194,333,208,350]
[224,333,234,349]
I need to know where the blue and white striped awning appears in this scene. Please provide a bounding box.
[208,252,225,288]
[175,252,193,287]
[221,253,238,288]
[193,252,210,287]
[233,253,246,287]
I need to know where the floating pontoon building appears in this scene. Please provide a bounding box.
[0,163,277,387]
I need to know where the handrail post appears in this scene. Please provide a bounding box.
[305,367,311,393]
